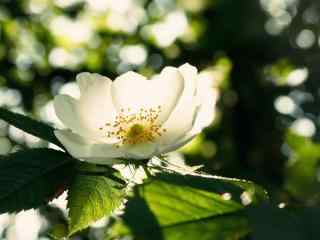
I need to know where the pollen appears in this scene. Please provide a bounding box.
[127,124,145,138]
[98,106,166,146]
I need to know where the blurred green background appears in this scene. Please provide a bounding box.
[0,0,320,239]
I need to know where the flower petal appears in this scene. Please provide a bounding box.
[54,73,117,140]
[158,67,219,154]
[111,71,148,112]
[76,72,117,132]
[192,88,218,133]
[76,72,101,93]
[124,142,157,159]
[54,94,93,137]
[54,130,125,165]
[157,63,198,146]
[111,69,184,124]
[153,67,185,123]
[179,63,198,97]
[158,133,196,154]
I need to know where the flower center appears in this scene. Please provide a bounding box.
[127,124,145,139]
[99,106,166,146]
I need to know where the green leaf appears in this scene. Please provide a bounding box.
[0,107,63,148]
[48,223,69,240]
[67,174,125,235]
[0,148,75,213]
[109,172,268,240]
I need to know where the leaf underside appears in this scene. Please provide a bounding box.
[0,148,75,214]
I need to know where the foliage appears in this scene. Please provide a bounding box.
[67,174,125,235]
[0,148,74,213]
[109,173,267,240]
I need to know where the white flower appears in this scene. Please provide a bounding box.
[53,63,216,165]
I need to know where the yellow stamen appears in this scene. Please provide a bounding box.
[98,106,166,146]
[127,124,145,138]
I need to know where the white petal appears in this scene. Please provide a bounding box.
[124,142,157,159]
[159,69,218,153]
[179,63,198,95]
[154,67,185,123]
[76,72,117,132]
[77,72,102,93]
[157,63,198,145]
[54,94,94,137]
[111,71,148,112]
[192,88,218,133]
[158,133,196,154]
[54,73,117,140]
[54,130,125,165]
[111,69,184,124]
